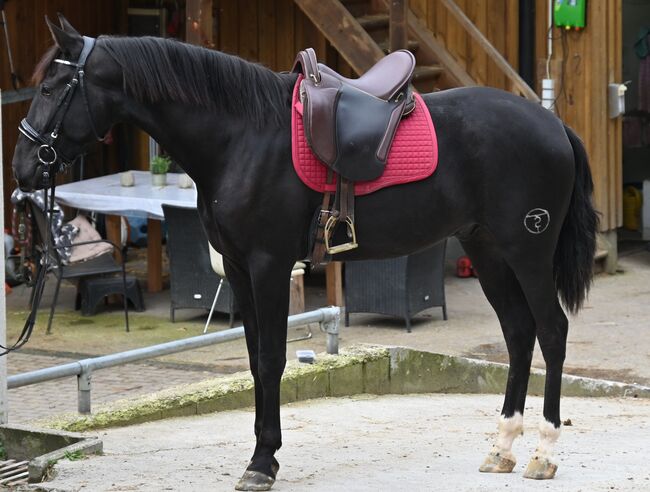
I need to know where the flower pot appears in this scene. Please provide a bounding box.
[151,173,167,186]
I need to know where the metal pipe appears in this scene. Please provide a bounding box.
[518,0,536,88]
[8,307,340,390]
[389,0,408,53]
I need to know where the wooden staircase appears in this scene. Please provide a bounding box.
[293,0,468,94]
[293,0,539,101]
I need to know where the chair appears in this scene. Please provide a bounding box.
[344,239,448,332]
[162,205,236,324]
[26,199,129,334]
[204,244,229,332]
[203,244,307,333]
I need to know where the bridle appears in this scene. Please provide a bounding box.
[18,36,104,180]
[2,36,102,356]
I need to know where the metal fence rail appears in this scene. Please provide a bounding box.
[8,307,340,414]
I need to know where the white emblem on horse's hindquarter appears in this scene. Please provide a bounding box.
[524,208,550,234]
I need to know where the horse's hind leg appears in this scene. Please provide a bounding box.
[461,234,536,473]
[511,263,567,480]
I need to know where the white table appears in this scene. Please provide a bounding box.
[56,171,197,292]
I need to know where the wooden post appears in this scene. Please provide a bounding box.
[326,262,344,307]
[389,0,408,52]
[105,215,122,261]
[185,0,214,48]
[147,219,163,293]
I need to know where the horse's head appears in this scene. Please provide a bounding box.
[13,15,115,191]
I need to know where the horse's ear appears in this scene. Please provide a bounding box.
[57,13,81,37]
[45,15,82,57]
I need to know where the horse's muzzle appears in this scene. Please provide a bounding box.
[14,163,46,192]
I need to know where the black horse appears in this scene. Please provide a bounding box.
[12,16,597,490]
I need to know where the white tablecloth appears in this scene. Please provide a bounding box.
[55,171,197,220]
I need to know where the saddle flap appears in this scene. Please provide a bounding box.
[333,84,405,181]
[301,72,342,165]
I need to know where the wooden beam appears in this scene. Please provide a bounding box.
[389,0,408,52]
[326,262,344,307]
[293,0,385,74]
[402,4,475,88]
[185,0,214,48]
[440,0,539,101]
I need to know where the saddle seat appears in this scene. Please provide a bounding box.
[317,50,416,101]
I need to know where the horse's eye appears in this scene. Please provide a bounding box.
[41,86,52,97]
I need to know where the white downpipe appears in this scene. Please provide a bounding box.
[542,0,556,111]
[547,0,554,77]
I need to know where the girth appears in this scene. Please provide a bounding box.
[292,48,416,263]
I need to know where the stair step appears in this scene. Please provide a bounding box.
[378,39,420,54]
[413,65,444,81]
[357,14,389,30]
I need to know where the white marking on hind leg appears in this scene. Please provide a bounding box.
[490,412,524,461]
[533,419,562,462]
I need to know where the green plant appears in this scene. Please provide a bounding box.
[150,155,172,174]
[0,440,6,460]
[63,450,85,461]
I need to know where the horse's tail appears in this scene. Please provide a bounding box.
[554,124,599,313]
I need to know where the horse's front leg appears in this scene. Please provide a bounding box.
[222,259,265,442]
[231,256,293,491]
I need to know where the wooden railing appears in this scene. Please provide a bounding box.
[440,0,540,102]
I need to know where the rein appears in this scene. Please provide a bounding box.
[2,36,99,356]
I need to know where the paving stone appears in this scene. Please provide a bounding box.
[7,352,220,424]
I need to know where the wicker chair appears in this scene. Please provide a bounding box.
[344,239,447,332]
[162,205,236,324]
[26,199,129,334]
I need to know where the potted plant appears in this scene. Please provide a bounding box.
[150,155,172,186]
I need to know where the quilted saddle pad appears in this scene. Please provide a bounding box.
[291,76,438,196]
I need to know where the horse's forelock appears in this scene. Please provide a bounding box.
[32,45,60,86]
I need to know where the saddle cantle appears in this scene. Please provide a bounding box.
[292,48,417,261]
[292,48,416,181]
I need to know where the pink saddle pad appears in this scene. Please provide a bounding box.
[291,76,438,196]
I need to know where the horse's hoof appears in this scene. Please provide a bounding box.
[479,451,516,473]
[234,470,276,491]
[523,455,558,480]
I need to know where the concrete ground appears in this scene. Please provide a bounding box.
[5,244,650,423]
[33,393,650,492]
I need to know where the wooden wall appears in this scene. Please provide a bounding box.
[408,0,520,90]
[212,0,326,71]
[0,0,125,224]
[534,0,622,231]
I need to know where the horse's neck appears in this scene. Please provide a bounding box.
[118,95,293,191]
[119,99,232,175]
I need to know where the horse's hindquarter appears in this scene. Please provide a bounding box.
[338,87,577,261]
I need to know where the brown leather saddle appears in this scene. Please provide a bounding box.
[292,48,416,261]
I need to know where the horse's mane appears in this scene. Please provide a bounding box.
[97,36,292,127]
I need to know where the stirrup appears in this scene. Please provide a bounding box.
[324,215,358,254]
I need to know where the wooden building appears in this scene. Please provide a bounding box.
[1,0,643,268]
